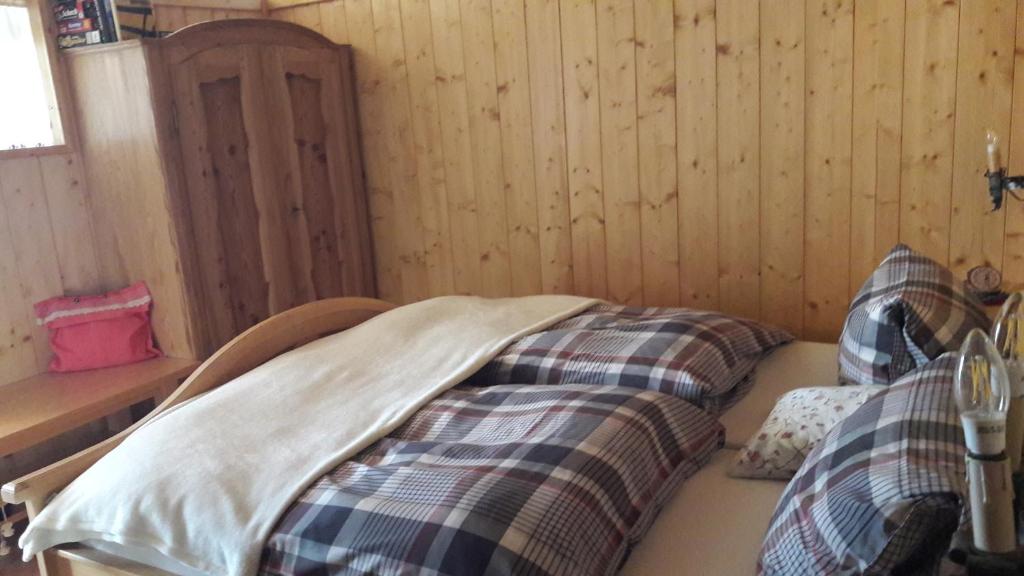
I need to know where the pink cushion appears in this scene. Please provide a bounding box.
[34,282,161,372]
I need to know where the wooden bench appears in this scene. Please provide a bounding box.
[0,358,199,459]
[0,357,198,568]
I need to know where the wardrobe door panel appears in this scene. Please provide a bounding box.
[287,72,342,298]
[200,75,270,334]
[171,48,263,354]
[276,46,374,298]
[241,45,316,314]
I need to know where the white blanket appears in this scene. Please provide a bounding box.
[20,295,597,575]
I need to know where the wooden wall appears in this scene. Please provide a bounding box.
[0,6,259,387]
[152,4,263,32]
[0,153,100,386]
[267,0,1024,341]
[6,0,1020,388]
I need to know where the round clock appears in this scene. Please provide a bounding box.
[967,265,1002,294]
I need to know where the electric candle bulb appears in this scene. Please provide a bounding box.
[956,328,1018,554]
[988,130,1003,174]
[956,329,1010,456]
[993,291,1024,471]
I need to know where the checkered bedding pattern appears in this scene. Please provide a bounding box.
[470,303,793,414]
[839,244,988,386]
[259,384,724,576]
[759,354,967,575]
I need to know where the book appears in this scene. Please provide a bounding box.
[58,18,96,34]
[94,0,118,43]
[53,1,88,22]
[57,30,102,49]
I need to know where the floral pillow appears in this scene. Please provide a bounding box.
[729,386,886,480]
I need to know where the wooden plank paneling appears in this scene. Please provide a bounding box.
[369,0,429,302]
[401,0,456,296]
[561,0,607,299]
[182,7,214,23]
[155,4,261,32]
[715,0,759,319]
[319,1,349,42]
[1,158,70,370]
[0,152,102,385]
[155,5,188,32]
[803,0,853,341]
[596,0,642,305]
[461,0,512,297]
[1005,0,1024,286]
[345,0,401,300]
[38,154,100,294]
[759,0,804,337]
[525,0,573,294]
[156,0,261,9]
[493,0,542,296]
[675,0,719,308]
[899,0,960,265]
[4,0,1019,381]
[635,0,679,307]
[850,0,905,287]
[949,0,1016,275]
[0,200,39,382]
[279,3,323,31]
[430,0,483,295]
[264,0,1024,342]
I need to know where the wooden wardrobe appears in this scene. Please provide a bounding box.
[64,19,375,359]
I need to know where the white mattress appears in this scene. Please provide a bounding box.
[621,449,789,576]
[721,340,840,448]
[621,340,839,576]
[55,341,841,576]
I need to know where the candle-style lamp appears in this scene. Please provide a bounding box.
[992,292,1024,473]
[955,329,1017,554]
[985,130,1024,210]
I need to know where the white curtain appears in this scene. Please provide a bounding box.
[0,4,56,150]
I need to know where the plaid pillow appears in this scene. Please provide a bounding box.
[839,243,988,386]
[759,354,967,575]
[471,304,793,414]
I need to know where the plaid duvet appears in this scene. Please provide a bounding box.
[839,244,988,386]
[471,303,792,413]
[259,384,724,576]
[759,355,967,575]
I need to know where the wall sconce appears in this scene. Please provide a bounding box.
[986,131,1024,210]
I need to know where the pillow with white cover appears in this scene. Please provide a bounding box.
[729,386,885,480]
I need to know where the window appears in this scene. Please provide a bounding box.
[0,0,65,152]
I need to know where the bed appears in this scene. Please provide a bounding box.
[2,298,837,576]
[624,341,840,576]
